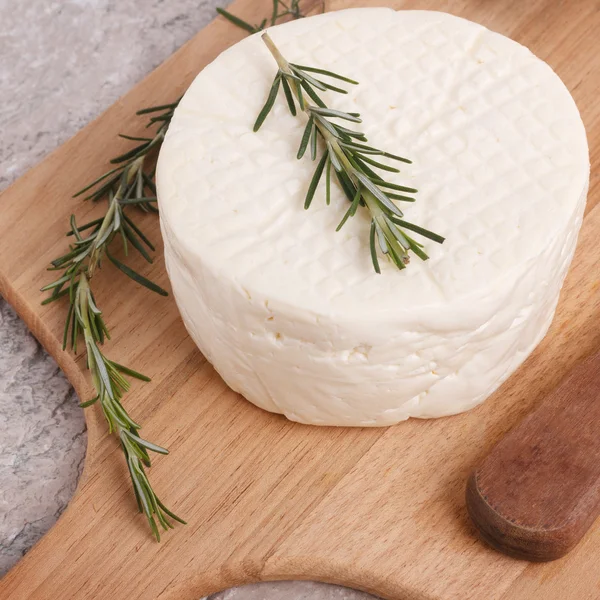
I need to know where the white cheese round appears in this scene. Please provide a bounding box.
[157,8,588,426]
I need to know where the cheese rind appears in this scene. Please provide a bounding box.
[157,9,589,426]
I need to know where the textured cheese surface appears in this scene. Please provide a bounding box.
[157,8,589,426]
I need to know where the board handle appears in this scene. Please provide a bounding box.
[466,350,600,561]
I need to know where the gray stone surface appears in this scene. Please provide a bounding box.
[0,1,377,598]
[0,302,86,577]
[208,582,376,600]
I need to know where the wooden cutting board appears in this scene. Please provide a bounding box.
[1,1,599,598]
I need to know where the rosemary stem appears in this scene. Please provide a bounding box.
[77,273,92,331]
[261,32,291,72]
[88,156,145,277]
[88,198,117,277]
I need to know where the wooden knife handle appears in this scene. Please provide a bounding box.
[466,350,600,561]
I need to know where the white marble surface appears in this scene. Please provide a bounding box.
[0,1,378,598]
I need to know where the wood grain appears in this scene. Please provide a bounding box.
[0,1,599,599]
[466,350,600,562]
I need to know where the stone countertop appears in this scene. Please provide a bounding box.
[0,1,377,598]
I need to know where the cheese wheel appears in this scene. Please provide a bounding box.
[157,8,589,426]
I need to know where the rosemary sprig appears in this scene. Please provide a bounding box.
[42,102,185,539]
[254,33,445,272]
[217,0,305,34]
[42,5,311,541]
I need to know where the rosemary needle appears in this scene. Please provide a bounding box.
[254,32,445,272]
[217,0,306,34]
